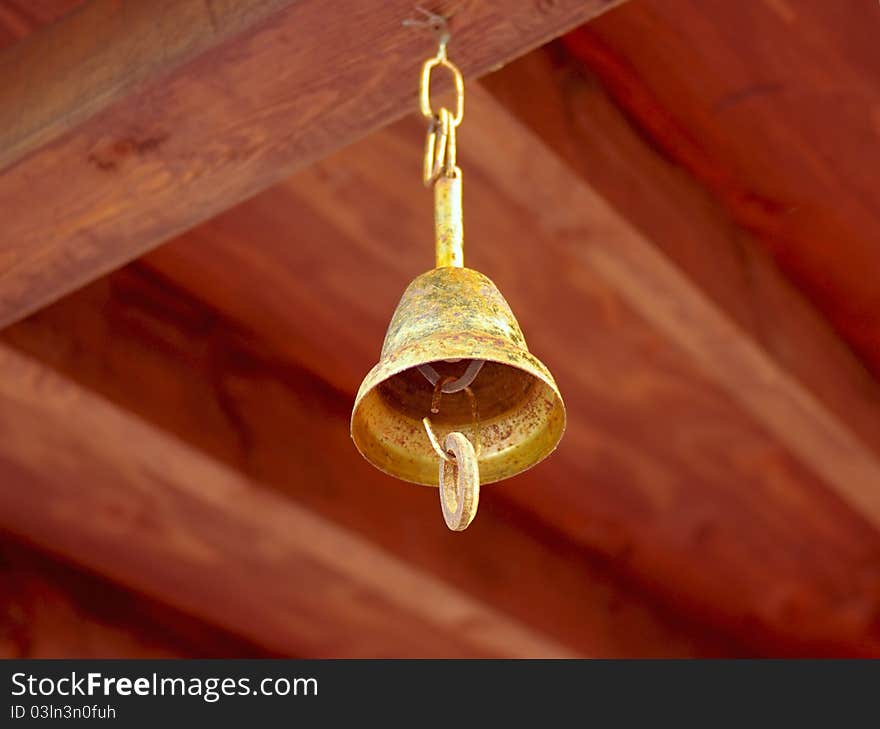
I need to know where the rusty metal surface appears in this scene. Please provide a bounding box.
[433,172,463,267]
[351,266,566,486]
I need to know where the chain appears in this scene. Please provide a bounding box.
[419,39,464,186]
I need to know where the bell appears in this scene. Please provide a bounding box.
[351,264,566,486]
[351,175,566,489]
[352,43,564,530]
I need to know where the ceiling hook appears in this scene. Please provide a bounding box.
[403,6,453,56]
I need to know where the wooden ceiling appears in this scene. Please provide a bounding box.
[2,0,879,658]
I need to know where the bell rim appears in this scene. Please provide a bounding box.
[350,333,566,486]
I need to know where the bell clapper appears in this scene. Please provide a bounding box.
[422,419,479,531]
[439,432,480,531]
[423,375,482,531]
[422,419,480,532]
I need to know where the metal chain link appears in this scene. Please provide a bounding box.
[420,41,464,185]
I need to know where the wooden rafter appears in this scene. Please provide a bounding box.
[121,90,880,654]
[3,0,880,659]
[0,535,271,658]
[6,85,880,655]
[0,0,294,170]
[0,0,626,328]
[558,3,880,379]
[0,342,585,658]
[463,84,880,528]
[482,44,880,458]
[2,267,722,658]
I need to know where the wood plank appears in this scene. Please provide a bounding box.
[482,45,880,459]
[480,56,880,509]
[0,0,291,169]
[0,534,273,658]
[0,0,84,49]
[127,95,880,655]
[2,267,727,658]
[0,0,625,329]
[0,341,592,658]
[556,1,880,379]
[457,89,880,615]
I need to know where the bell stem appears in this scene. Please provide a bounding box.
[434,169,463,267]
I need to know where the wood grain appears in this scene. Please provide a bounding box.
[6,0,880,656]
[0,0,83,48]
[17,94,880,654]
[0,0,292,170]
[482,46,880,461]
[0,342,589,658]
[560,0,880,379]
[0,0,625,329]
[2,266,726,658]
[0,534,273,658]
[478,62,880,526]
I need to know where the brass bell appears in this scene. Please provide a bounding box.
[350,37,565,530]
[351,178,566,520]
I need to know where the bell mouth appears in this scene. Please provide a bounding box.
[351,349,566,486]
[380,359,532,424]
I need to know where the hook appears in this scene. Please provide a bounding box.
[423,373,481,457]
[417,359,485,394]
[402,6,452,53]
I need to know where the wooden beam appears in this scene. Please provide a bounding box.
[468,78,880,527]
[0,0,625,329]
[556,5,880,379]
[128,96,880,654]
[2,267,725,658]
[480,48,880,534]
[0,534,272,658]
[0,341,590,658]
[0,0,83,49]
[482,43,880,460]
[0,0,292,170]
